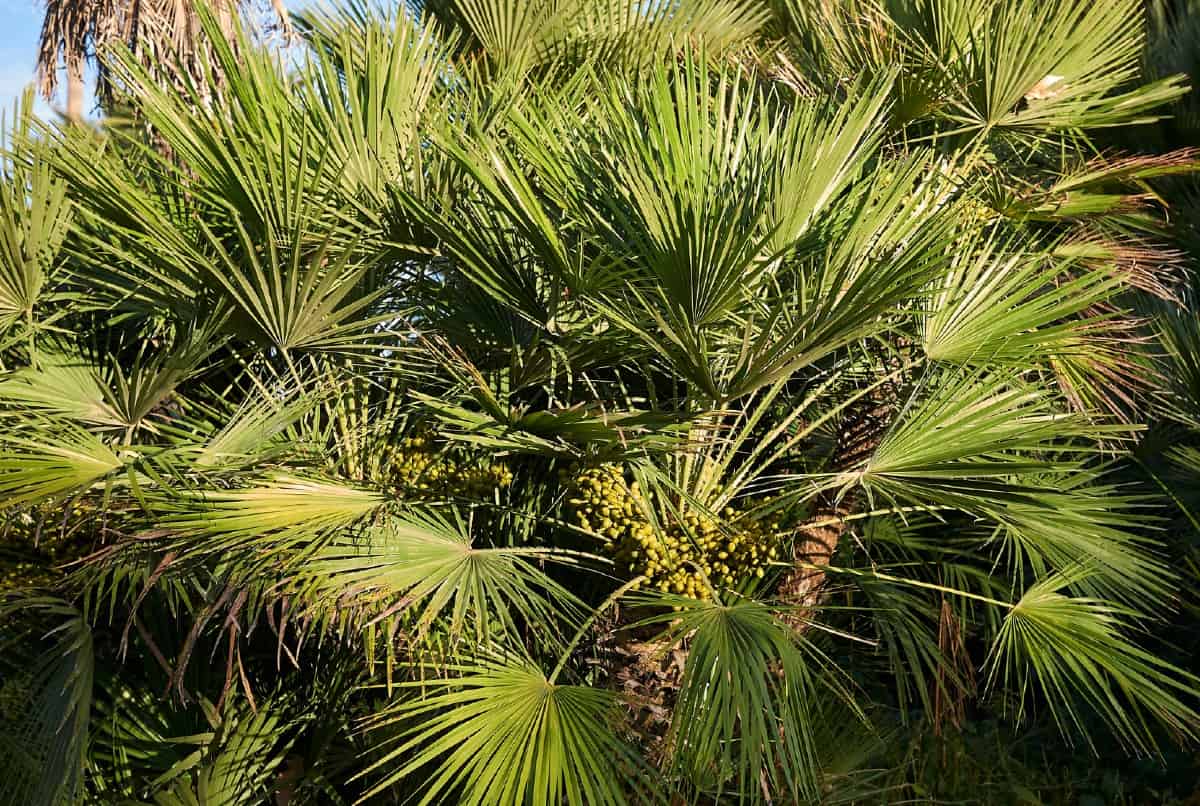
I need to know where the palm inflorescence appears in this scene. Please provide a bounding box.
[7,0,1200,803]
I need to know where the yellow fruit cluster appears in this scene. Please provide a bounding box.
[565,465,781,599]
[391,434,514,499]
[564,465,645,541]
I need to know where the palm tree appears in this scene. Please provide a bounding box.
[3,0,1200,802]
[36,0,290,122]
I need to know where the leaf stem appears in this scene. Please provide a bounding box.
[806,562,1015,609]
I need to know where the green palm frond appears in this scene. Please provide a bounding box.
[357,653,653,805]
[192,389,312,469]
[0,350,124,428]
[985,569,1200,754]
[86,679,207,800]
[395,128,573,329]
[0,325,218,436]
[197,211,391,354]
[706,154,955,398]
[896,0,1188,135]
[0,157,71,332]
[0,424,123,509]
[854,574,960,718]
[415,0,765,75]
[579,58,781,332]
[409,343,689,455]
[0,596,94,806]
[764,72,895,252]
[102,321,225,433]
[858,371,1095,507]
[984,476,1174,607]
[141,698,300,806]
[633,594,856,803]
[922,236,1122,366]
[1153,301,1200,427]
[302,9,455,205]
[44,133,211,318]
[162,475,386,555]
[944,0,1184,132]
[775,0,1187,137]
[107,11,314,238]
[289,509,589,646]
[426,398,690,457]
[80,18,396,355]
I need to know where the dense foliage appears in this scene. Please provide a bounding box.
[6,0,1200,802]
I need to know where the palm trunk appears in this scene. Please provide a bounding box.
[66,63,84,124]
[777,514,845,615]
[270,0,292,34]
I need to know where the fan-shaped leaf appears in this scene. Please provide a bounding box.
[358,655,651,805]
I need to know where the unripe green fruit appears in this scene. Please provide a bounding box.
[563,464,785,600]
[391,432,514,502]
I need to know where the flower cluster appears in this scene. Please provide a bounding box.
[390,433,514,499]
[565,465,781,598]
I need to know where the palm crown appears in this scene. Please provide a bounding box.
[4,0,1200,802]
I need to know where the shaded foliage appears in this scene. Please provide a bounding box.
[4,0,1200,803]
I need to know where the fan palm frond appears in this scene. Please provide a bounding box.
[0,423,124,509]
[0,596,94,805]
[0,157,72,332]
[289,509,590,648]
[985,569,1200,753]
[162,475,386,556]
[141,697,301,806]
[922,236,1123,366]
[632,593,857,803]
[357,653,654,805]
[0,349,124,428]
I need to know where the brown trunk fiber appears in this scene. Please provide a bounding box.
[776,340,916,623]
[777,513,845,620]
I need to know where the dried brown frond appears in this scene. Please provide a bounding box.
[1076,148,1200,182]
[932,599,976,737]
[1057,231,1187,302]
[37,0,119,100]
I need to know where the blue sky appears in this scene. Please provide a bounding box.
[0,0,54,117]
